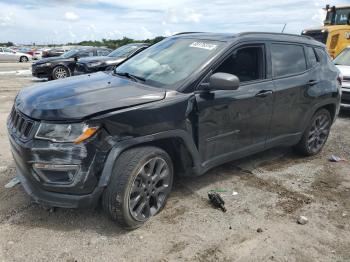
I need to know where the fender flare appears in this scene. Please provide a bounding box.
[97,130,201,188]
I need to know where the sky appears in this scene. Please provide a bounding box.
[0,0,347,44]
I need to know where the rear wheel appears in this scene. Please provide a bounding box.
[19,56,28,62]
[102,146,173,229]
[294,109,332,156]
[52,66,70,80]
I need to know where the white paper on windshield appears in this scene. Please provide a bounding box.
[190,42,217,50]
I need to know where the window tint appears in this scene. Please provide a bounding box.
[271,44,306,77]
[305,46,318,68]
[97,50,110,56]
[214,46,265,82]
[79,51,94,57]
[315,48,331,64]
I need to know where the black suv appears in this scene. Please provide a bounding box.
[32,47,112,80]
[8,32,341,229]
[75,43,149,74]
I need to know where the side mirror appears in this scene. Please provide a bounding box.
[74,56,79,61]
[208,72,240,91]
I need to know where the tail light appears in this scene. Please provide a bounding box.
[337,73,343,86]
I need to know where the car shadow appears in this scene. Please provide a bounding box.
[3,146,305,236]
[339,109,350,118]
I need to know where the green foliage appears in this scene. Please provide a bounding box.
[67,36,165,49]
[0,42,14,47]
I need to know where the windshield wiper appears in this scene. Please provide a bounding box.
[115,71,145,82]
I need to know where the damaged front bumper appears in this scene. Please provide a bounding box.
[7,112,112,208]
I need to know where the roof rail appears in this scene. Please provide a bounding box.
[173,32,203,36]
[238,31,313,40]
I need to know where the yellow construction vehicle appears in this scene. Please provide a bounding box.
[302,5,350,58]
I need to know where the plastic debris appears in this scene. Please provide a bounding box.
[232,191,238,196]
[329,155,346,162]
[5,176,20,189]
[208,192,226,212]
[297,215,308,225]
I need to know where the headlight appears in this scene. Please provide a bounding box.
[36,62,51,67]
[35,123,99,143]
[87,62,103,67]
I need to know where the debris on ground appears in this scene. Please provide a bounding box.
[4,176,20,188]
[232,191,238,196]
[208,192,226,212]
[0,166,7,173]
[257,228,263,233]
[329,155,347,162]
[209,189,228,193]
[297,215,309,225]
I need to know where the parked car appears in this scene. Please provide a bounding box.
[27,49,43,60]
[75,43,149,74]
[0,47,32,62]
[333,46,350,109]
[7,32,341,229]
[42,48,66,58]
[32,47,112,80]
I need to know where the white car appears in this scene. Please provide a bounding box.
[0,47,32,62]
[334,47,350,109]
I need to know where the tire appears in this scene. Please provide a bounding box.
[294,109,332,156]
[52,66,70,80]
[19,56,28,62]
[102,146,174,229]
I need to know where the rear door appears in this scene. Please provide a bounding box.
[269,42,309,143]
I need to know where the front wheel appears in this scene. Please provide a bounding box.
[294,109,332,156]
[102,146,173,229]
[52,66,70,80]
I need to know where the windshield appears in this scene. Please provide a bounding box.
[115,38,225,88]
[325,7,350,25]
[108,45,140,58]
[334,48,350,66]
[60,49,79,58]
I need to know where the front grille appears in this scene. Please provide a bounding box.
[302,30,328,44]
[8,107,35,141]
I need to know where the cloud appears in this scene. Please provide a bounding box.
[64,11,79,21]
[0,0,345,44]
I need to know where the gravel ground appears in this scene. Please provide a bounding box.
[0,62,349,262]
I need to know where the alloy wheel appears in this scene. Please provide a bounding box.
[55,67,68,78]
[129,157,171,221]
[307,113,330,153]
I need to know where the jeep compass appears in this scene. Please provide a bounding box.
[7,32,341,229]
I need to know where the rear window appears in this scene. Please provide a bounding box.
[271,43,307,78]
[305,46,318,68]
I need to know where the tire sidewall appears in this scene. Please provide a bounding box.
[117,149,173,228]
[20,56,28,62]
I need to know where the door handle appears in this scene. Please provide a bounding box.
[255,90,273,98]
[307,80,319,86]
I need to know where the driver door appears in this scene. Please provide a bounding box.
[196,43,274,167]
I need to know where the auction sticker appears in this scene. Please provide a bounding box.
[190,42,217,50]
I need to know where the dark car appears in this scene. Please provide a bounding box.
[42,48,66,58]
[75,43,149,74]
[32,47,112,80]
[7,32,341,229]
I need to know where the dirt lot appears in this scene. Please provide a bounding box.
[0,62,349,262]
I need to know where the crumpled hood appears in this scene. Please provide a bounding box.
[78,56,125,65]
[16,72,166,121]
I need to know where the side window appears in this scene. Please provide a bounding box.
[315,48,331,64]
[271,43,306,78]
[97,50,110,56]
[79,51,94,57]
[213,45,265,83]
[305,46,318,68]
